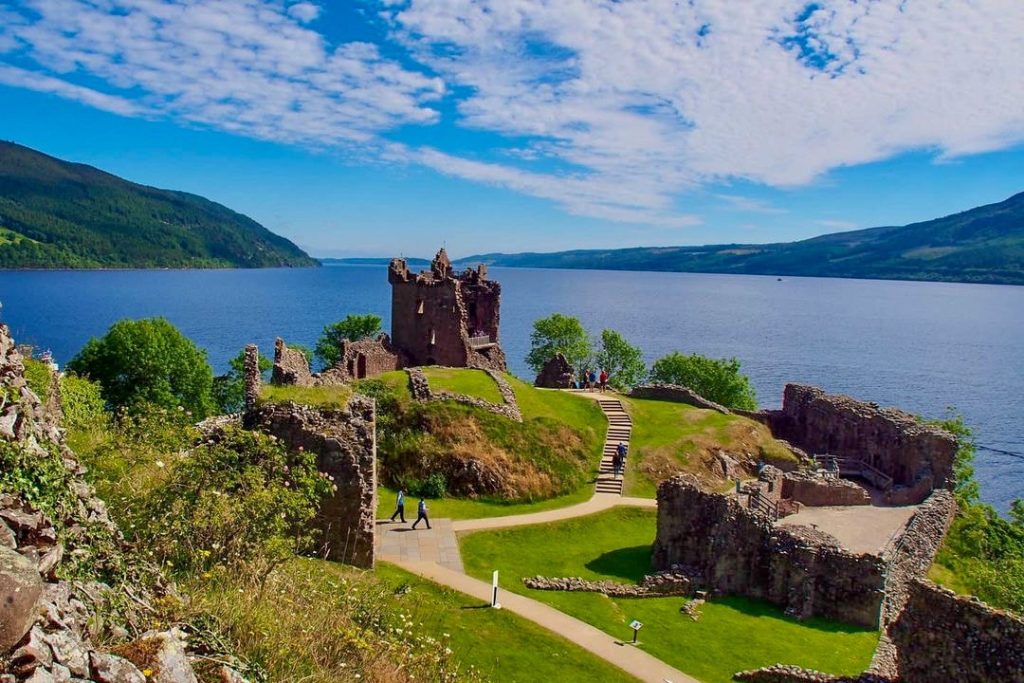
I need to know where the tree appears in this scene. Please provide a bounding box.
[649,351,757,410]
[67,318,214,417]
[315,314,383,369]
[525,313,592,375]
[212,347,272,414]
[595,329,646,391]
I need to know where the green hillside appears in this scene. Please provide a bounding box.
[459,192,1024,285]
[0,141,318,269]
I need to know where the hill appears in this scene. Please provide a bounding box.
[0,141,318,269]
[458,192,1024,285]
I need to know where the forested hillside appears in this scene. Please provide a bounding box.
[0,141,318,269]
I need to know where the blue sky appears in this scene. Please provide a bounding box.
[1,0,1022,258]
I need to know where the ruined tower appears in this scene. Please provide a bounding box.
[387,248,507,372]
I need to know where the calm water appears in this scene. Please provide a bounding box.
[1,265,1021,511]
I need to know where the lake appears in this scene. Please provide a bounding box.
[1,265,1021,511]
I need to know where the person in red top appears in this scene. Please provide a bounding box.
[599,369,609,393]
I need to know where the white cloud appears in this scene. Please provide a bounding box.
[817,219,858,230]
[1,0,1023,229]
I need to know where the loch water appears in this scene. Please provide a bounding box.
[1,265,1021,511]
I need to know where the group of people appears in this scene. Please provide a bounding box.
[387,488,431,529]
[612,441,628,477]
[579,367,610,392]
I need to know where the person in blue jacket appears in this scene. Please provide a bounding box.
[389,488,406,523]
[412,497,432,530]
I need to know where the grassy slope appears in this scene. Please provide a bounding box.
[622,396,795,498]
[195,558,639,683]
[422,367,504,404]
[460,508,878,683]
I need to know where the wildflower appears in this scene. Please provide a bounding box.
[155,460,165,468]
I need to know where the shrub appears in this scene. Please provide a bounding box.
[315,314,383,369]
[23,357,53,402]
[67,318,215,418]
[411,473,448,499]
[134,427,332,578]
[595,329,646,390]
[212,347,272,414]
[59,373,107,432]
[525,313,592,376]
[649,351,757,410]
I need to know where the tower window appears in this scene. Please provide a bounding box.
[416,299,424,315]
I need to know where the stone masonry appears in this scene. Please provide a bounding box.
[534,353,575,388]
[388,248,507,372]
[630,384,731,414]
[245,396,377,568]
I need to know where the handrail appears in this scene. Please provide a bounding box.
[814,454,894,490]
[467,334,494,347]
[749,489,779,521]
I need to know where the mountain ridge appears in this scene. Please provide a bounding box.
[0,141,318,269]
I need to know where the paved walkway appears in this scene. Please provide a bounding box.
[453,494,655,532]
[777,502,918,555]
[376,518,464,572]
[394,559,696,683]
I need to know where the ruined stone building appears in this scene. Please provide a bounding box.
[387,248,506,373]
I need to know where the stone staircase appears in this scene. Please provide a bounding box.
[596,398,632,496]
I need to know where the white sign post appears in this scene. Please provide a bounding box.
[491,570,502,609]
[629,619,643,645]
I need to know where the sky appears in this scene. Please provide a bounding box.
[1,0,1022,258]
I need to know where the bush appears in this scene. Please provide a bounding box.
[649,351,757,410]
[23,357,53,403]
[67,318,215,418]
[59,373,107,432]
[315,314,383,369]
[212,347,272,414]
[135,427,332,578]
[408,473,447,499]
[525,313,592,376]
[595,329,646,390]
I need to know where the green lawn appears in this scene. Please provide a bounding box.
[422,367,505,404]
[621,396,796,498]
[259,383,353,408]
[376,483,595,521]
[460,508,879,683]
[374,562,640,682]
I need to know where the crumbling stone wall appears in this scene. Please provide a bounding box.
[652,475,886,628]
[523,569,692,598]
[406,367,523,422]
[630,384,731,414]
[754,385,957,504]
[888,580,1024,683]
[337,335,402,381]
[781,471,871,507]
[388,249,507,373]
[271,337,315,386]
[243,343,261,413]
[245,397,377,568]
[534,353,574,388]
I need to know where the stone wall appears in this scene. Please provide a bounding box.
[271,337,315,386]
[523,569,692,598]
[756,385,956,504]
[245,397,377,568]
[652,475,886,628]
[243,343,261,413]
[336,334,402,380]
[629,384,731,414]
[534,353,574,389]
[406,367,523,422]
[781,471,871,507]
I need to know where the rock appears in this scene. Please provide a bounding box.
[24,668,54,683]
[534,353,575,388]
[0,507,44,537]
[0,545,44,651]
[11,626,53,675]
[50,664,71,683]
[120,630,198,683]
[0,519,15,548]
[218,666,249,683]
[90,651,147,683]
[37,543,64,580]
[45,630,91,678]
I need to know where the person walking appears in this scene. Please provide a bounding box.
[588,368,598,392]
[389,488,407,523]
[412,497,431,530]
[599,368,609,393]
[612,450,623,477]
[616,441,628,468]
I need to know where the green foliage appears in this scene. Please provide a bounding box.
[315,314,383,369]
[928,414,1024,612]
[525,313,593,375]
[135,427,332,577]
[212,347,271,414]
[67,317,215,418]
[649,351,758,410]
[22,357,52,402]
[58,373,107,433]
[421,367,504,404]
[0,141,318,269]
[595,329,646,390]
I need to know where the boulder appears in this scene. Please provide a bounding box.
[90,651,147,683]
[0,544,44,652]
[118,630,198,683]
[534,353,575,389]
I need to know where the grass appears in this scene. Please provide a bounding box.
[621,396,796,498]
[422,367,505,404]
[192,558,639,683]
[376,483,595,521]
[260,383,352,409]
[460,507,879,683]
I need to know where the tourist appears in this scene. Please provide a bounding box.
[588,368,598,391]
[616,441,628,465]
[581,368,590,390]
[612,451,623,477]
[412,497,432,530]
[389,488,407,523]
[599,368,609,392]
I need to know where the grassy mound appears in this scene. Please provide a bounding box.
[422,367,505,404]
[623,396,797,497]
[460,507,878,683]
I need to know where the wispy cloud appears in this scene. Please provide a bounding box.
[1,0,1023,229]
[817,219,858,230]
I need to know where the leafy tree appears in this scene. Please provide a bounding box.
[526,313,593,375]
[67,318,214,417]
[315,314,383,369]
[649,351,757,410]
[212,347,272,414]
[595,329,646,391]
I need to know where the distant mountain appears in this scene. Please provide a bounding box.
[458,192,1024,285]
[321,256,431,267]
[0,141,318,269]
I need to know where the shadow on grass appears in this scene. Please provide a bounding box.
[716,596,876,635]
[584,545,653,583]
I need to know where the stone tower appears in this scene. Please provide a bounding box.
[387,248,507,372]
